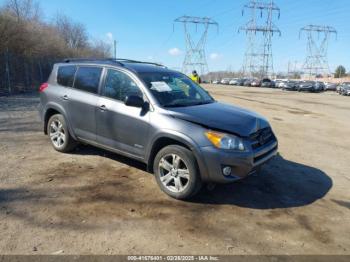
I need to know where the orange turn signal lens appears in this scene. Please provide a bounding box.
[205,131,225,148]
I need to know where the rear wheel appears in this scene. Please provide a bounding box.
[47,114,77,153]
[153,145,202,200]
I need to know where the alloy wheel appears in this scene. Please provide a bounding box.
[158,154,190,193]
[49,119,66,148]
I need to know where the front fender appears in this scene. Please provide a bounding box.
[146,130,210,182]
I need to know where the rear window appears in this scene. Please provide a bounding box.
[57,66,77,87]
[73,67,102,94]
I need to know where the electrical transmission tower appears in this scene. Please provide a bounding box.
[239,0,281,78]
[299,25,337,78]
[174,16,218,76]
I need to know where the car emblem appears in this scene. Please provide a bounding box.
[259,135,266,145]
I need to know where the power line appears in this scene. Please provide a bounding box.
[239,0,281,78]
[299,24,337,77]
[152,31,174,60]
[174,15,219,75]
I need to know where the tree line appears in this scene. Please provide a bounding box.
[334,65,347,78]
[0,0,111,95]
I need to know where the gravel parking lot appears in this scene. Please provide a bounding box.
[0,85,349,255]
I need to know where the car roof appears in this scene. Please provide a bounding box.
[56,58,174,74]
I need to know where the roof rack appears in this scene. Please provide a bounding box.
[63,58,166,68]
[63,58,124,66]
[114,59,166,68]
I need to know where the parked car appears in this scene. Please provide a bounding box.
[298,81,314,92]
[294,80,303,89]
[274,80,282,88]
[274,79,287,88]
[220,78,231,85]
[236,78,247,86]
[278,81,288,89]
[261,78,275,88]
[243,78,255,86]
[229,78,239,85]
[38,58,278,199]
[340,85,350,96]
[314,81,325,92]
[297,81,324,92]
[250,79,261,87]
[281,80,298,91]
[212,80,220,84]
[324,82,338,91]
[337,82,350,94]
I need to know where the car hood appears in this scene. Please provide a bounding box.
[166,102,270,137]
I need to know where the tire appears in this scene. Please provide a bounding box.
[153,145,202,200]
[47,114,77,153]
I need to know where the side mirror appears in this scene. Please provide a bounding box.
[124,95,145,108]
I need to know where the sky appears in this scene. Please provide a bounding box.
[1,0,349,72]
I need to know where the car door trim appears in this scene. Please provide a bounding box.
[78,137,145,162]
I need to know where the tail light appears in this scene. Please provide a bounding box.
[39,83,49,92]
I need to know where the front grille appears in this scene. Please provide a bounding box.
[250,127,275,150]
[254,145,278,163]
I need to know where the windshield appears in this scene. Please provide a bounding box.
[139,72,215,107]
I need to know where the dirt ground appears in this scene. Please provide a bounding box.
[0,85,349,255]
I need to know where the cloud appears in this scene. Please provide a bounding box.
[209,53,222,60]
[106,32,113,42]
[168,47,182,56]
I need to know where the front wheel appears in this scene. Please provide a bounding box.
[153,145,202,200]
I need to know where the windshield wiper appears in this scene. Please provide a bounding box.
[163,100,214,108]
[191,100,214,106]
[163,103,190,108]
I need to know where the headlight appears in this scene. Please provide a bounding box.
[205,131,245,151]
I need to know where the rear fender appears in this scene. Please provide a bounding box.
[44,102,77,140]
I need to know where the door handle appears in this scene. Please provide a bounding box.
[99,105,107,111]
[62,95,69,101]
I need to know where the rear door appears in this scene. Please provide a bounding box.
[49,65,77,117]
[67,66,102,142]
[96,68,150,158]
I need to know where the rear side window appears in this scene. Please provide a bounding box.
[73,67,102,94]
[57,66,77,87]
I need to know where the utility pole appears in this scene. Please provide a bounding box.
[174,16,218,76]
[113,40,117,59]
[287,61,291,77]
[239,0,281,78]
[299,25,337,78]
[5,47,11,94]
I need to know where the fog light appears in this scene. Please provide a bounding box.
[222,166,232,176]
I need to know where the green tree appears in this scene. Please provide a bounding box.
[335,65,346,78]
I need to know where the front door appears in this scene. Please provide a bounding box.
[96,69,150,158]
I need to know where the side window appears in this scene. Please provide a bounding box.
[73,67,102,94]
[57,66,76,87]
[103,69,142,101]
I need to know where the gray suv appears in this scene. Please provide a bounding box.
[39,59,278,199]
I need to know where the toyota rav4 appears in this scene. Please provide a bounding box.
[39,59,278,199]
